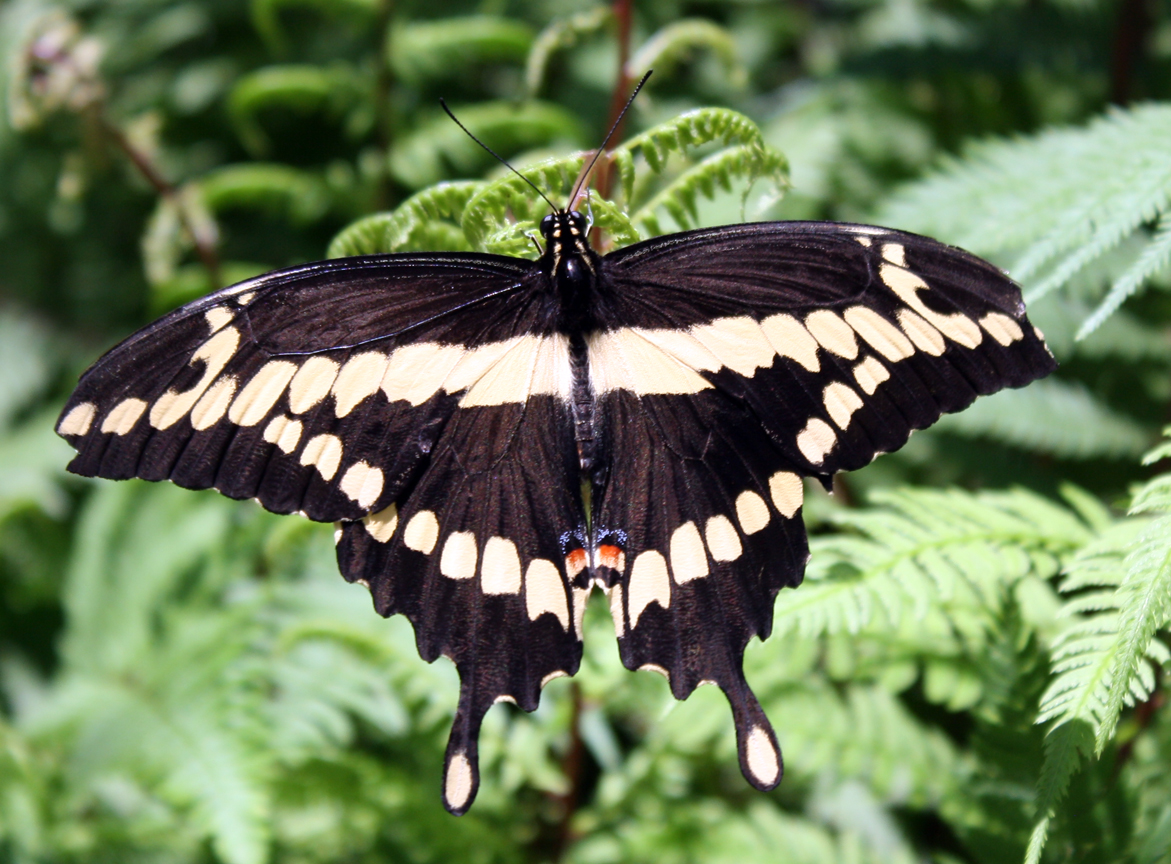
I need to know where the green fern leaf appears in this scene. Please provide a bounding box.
[878,104,1171,336]
[931,378,1152,459]
[611,107,771,202]
[459,154,587,249]
[777,487,1090,641]
[326,181,483,257]
[1078,213,1171,338]
[627,19,747,91]
[388,101,585,191]
[630,143,788,234]
[227,64,364,155]
[198,163,330,225]
[389,16,533,83]
[250,0,379,54]
[524,7,611,97]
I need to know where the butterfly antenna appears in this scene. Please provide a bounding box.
[439,98,557,212]
[569,69,653,208]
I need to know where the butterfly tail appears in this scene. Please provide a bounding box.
[441,687,489,815]
[723,673,783,791]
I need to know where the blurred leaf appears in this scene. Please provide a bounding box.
[389,16,533,83]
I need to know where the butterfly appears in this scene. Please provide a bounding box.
[56,204,1056,814]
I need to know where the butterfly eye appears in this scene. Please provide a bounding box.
[540,214,555,233]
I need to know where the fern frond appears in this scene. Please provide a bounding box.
[878,104,1171,335]
[1024,720,1095,864]
[227,64,363,155]
[1027,295,1171,363]
[389,16,533,83]
[627,19,747,90]
[524,7,611,97]
[326,181,482,257]
[610,107,770,202]
[388,101,585,190]
[776,487,1090,641]
[198,163,330,225]
[630,143,788,235]
[1078,213,1171,338]
[459,154,586,248]
[931,378,1151,459]
[250,0,378,53]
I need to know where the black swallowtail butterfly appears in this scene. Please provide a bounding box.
[56,124,1055,813]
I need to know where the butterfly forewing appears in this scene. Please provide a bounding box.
[597,221,1055,475]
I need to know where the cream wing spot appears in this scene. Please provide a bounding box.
[769,471,803,518]
[440,532,477,580]
[481,536,522,595]
[628,551,670,627]
[760,314,820,372]
[237,291,256,305]
[690,316,776,376]
[262,414,303,453]
[288,357,340,414]
[823,381,864,430]
[704,515,742,562]
[150,326,240,430]
[572,586,590,640]
[524,559,569,629]
[640,664,670,682]
[58,402,96,436]
[843,306,915,361]
[897,309,946,356]
[856,236,872,247]
[980,311,1025,346]
[444,753,474,811]
[608,583,625,637]
[363,503,398,543]
[881,263,983,349]
[588,329,712,395]
[228,360,298,427]
[746,727,780,786]
[191,376,238,430]
[853,356,890,395]
[797,418,837,464]
[735,490,770,534]
[881,243,906,266]
[670,522,709,582]
[204,307,234,332]
[299,433,343,481]
[339,461,384,509]
[333,352,389,417]
[101,398,148,435]
[404,510,439,554]
[804,310,859,359]
[382,342,466,405]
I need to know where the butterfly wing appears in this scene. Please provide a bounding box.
[589,221,1055,788]
[57,253,588,814]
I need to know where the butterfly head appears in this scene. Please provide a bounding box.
[539,210,601,332]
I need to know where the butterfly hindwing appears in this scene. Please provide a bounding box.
[592,388,808,790]
[335,394,586,814]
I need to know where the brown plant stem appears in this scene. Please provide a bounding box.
[98,116,222,288]
[1110,0,1151,105]
[591,0,634,203]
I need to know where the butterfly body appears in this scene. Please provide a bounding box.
[57,214,1056,814]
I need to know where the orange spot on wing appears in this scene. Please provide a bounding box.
[565,549,588,577]
[598,545,626,572]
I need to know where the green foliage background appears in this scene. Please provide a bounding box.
[1,0,1171,861]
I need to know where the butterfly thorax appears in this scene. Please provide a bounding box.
[540,211,603,333]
